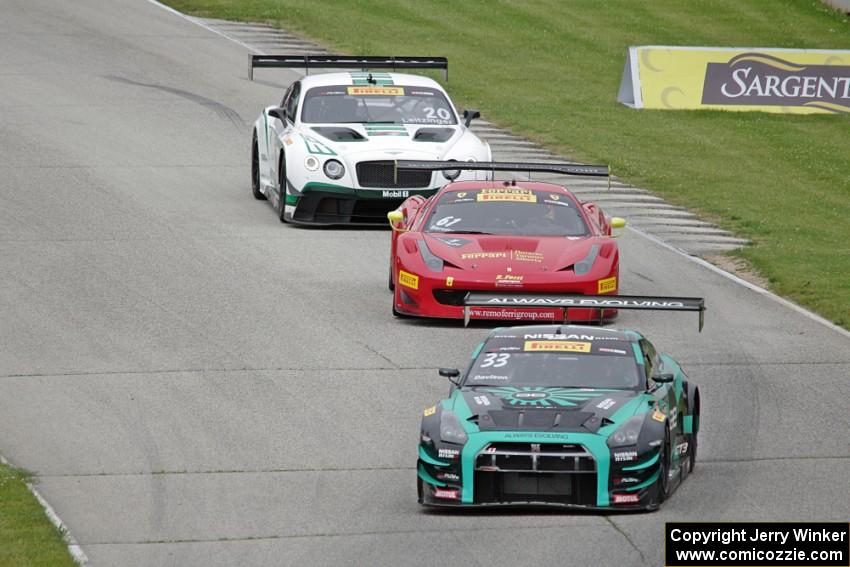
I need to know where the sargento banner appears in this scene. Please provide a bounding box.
[618,46,850,114]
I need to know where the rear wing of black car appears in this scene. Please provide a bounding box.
[249,55,448,81]
[393,160,609,178]
[463,293,706,331]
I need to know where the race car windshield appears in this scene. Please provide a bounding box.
[426,189,589,237]
[300,85,457,125]
[466,352,642,390]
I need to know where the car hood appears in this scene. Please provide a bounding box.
[305,123,467,159]
[457,387,640,433]
[424,233,610,273]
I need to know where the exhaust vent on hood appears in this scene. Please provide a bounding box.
[413,128,455,142]
[312,127,366,141]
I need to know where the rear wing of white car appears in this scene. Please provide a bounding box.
[393,160,609,178]
[463,293,706,331]
[249,55,448,81]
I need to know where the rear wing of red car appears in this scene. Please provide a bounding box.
[249,55,448,81]
[463,293,706,331]
[394,160,609,178]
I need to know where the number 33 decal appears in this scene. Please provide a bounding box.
[480,353,510,368]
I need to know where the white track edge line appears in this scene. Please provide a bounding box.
[144,0,262,54]
[147,0,850,341]
[629,226,850,339]
[0,455,91,566]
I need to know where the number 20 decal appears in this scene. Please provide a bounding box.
[423,107,452,121]
[480,353,510,368]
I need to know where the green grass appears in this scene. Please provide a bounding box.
[0,464,77,567]
[169,0,850,328]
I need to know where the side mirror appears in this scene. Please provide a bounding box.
[387,210,407,232]
[462,109,481,128]
[651,372,674,384]
[267,108,285,121]
[439,368,461,385]
[610,217,627,238]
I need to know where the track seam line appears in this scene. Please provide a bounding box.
[605,517,650,567]
[74,522,614,546]
[37,454,849,480]
[4,359,846,380]
[37,466,414,478]
[699,455,850,464]
[678,360,850,366]
[0,366,434,379]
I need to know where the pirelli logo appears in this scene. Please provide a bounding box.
[477,188,537,203]
[524,340,591,353]
[398,270,419,290]
[598,276,617,294]
[347,86,404,96]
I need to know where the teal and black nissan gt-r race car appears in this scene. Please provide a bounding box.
[417,294,705,510]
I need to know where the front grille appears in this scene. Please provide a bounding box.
[433,289,468,306]
[475,443,595,473]
[356,160,432,188]
[292,192,401,225]
[351,198,405,222]
[473,443,596,505]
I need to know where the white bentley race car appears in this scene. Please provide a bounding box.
[250,55,491,225]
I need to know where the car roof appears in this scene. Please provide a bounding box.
[487,325,639,342]
[298,71,446,90]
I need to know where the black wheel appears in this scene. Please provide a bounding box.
[277,152,288,223]
[660,429,671,499]
[392,291,410,318]
[649,428,671,507]
[251,132,265,201]
[388,264,395,291]
[417,476,424,504]
[686,385,700,473]
[688,430,698,473]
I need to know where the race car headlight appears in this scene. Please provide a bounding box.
[304,156,320,171]
[417,240,444,272]
[442,159,460,181]
[440,411,468,445]
[323,159,345,179]
[607,415,643,448]
[574,244,600,275]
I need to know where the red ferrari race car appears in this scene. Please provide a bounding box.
[387,161,627,323]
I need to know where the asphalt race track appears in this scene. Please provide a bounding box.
[1,1,848,565]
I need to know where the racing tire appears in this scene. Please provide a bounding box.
[388,264,395,291]
[417,476,424,504]
[392,303,408,318]
[251,132,265,201]
[688,430,698,474]
[277,152,288,223]
[686,385,700,473]
[392,293,410,319]
[649,428,671,508]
